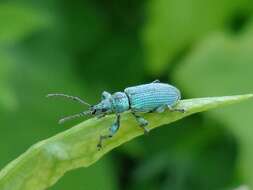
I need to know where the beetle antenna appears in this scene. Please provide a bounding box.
[58,110,91,124]
[46,93,91,106]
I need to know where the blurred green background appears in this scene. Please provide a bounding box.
[0,0,253,189]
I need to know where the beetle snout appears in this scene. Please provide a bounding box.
[89,105,97,115]
[91,108,96,115]
[90,104,102,115]
[91,101,112,116]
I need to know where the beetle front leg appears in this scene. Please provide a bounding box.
[132,112,149,134]
[97,114,121,150]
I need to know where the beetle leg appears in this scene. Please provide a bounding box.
[96,114,106,119]
[132,112,149,135]
[97,114,120,150]
[152,79,160,83]
[167,105,185,113]
[154,105,167,113]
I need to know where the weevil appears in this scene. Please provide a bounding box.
[47,80,185,149]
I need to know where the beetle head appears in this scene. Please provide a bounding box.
[90,91,113,117]
[47,91,114,123]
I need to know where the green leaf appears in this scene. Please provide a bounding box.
[0,95,252,190]
[0,52,17,111]
[50,158,118,190]
[172,21,253,186]
[0,3,49,44]
[142,0,252,74]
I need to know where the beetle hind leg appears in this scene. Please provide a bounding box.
[132,112,149,135]
[152,79,160,83]
[167,105,185,113]
[97,114,121,150]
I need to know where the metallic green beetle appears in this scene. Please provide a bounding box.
[47,80,185,149]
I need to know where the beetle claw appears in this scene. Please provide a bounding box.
[143,128,149,135]
[97,143,102,151]
[175,108,186,113]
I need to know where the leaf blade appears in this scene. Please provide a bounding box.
[0,94,252,190]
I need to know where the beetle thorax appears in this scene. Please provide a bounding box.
[111,92,130,113]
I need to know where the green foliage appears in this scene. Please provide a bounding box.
[173,20,253,186]
[142,0,252,74]
[0,0,253,189]
[0,3,49,45]
[0,95,251,190]
[0,52,17,111]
